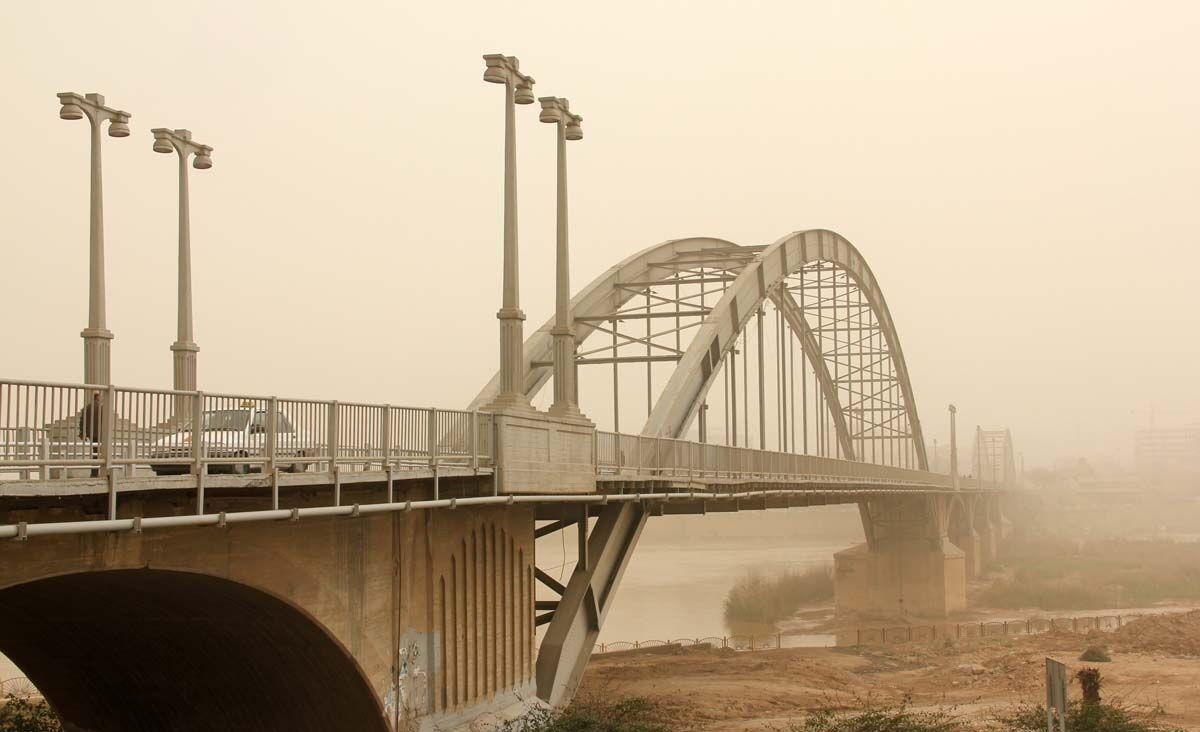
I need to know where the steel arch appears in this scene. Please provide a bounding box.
[469,229,926,470]
[643,229,927,468]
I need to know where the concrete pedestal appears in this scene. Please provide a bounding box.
[834,540,966,618]
[492,410,596,494]
[950,529,982,580]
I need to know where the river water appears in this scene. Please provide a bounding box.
[536,505,864,644]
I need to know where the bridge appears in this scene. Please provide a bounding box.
[0,230,1015,731]
[3,68,1017,732]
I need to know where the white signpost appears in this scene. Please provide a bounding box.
[1045,657,1068,732]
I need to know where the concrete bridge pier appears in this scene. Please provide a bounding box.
[973,494,1008,564]
[947,496,982,579]
[834,496,966,618]
[949,526,983,580]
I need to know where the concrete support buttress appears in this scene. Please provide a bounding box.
[536,502,647,706]
[835,495,965,617]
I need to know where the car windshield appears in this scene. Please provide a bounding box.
[199,410,250,432]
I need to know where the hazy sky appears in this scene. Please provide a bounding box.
[2,0,1197,468]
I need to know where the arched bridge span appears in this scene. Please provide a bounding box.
[0,569,388,732]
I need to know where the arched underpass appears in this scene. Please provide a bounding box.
[0,569,389,732]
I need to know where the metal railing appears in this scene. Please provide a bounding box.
[2,379,980,490]
[0,379,494,482]
[592,612,1147,655]
[595,430,954,487]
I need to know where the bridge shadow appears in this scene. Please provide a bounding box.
[0,569,389,732]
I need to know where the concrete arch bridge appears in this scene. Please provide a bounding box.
[0,229,1014,730]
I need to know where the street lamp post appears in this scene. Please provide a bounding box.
[949,404,958,489]
[482,54,536,412]
[152,128,213,392]
[538,96,584,418]
[57,92,131,386]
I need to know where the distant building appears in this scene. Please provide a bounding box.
[1135,424,1200,482]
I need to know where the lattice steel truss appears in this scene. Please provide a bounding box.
[500,231,928,470]
[973,427,1017,486]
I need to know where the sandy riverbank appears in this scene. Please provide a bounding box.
[580,610,1200,730]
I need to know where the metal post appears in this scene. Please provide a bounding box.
[428,408,440,500]
[329,401,341,499]
[577,505,588,570]
[266,397,278,475]
[645,289,652,418]
[949,404,959,489]
[39,435,49,481]
[757,307,765,450]
[381,404,392,473]
[730,347,738,446]
[470,409,479,474]
[612,325,619,432]
[103,386,117,519]
[267,396,279,510]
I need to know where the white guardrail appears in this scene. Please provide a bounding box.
[0,379,493,481]
[595,431,953,487]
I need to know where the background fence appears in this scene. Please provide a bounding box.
[592,612,1139,655]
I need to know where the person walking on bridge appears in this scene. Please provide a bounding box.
[78,391,104,478]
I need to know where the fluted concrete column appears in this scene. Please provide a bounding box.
[171,149,199,391]
[483,56,535,413]
[81,113,113,385]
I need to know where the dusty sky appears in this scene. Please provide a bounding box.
[2,0,1197,468]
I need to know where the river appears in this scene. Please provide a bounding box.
[536,505,864,644]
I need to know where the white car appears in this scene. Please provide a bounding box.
[150,408,314,475]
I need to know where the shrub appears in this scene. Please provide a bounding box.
[976,537,1200,611]
[791,697,963,732]
[1079,646,1112,662]
[723,565,834,627]
[0,695,62,732]
[999,700,1182,732]
[513,696,671,732]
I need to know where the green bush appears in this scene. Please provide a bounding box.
[976,538,1200,611]
[0,695,62,732]
[999,700,1182,732]
[1079,646,1112,662]
[723,565,834,626]
[514,696,671,732]
[790,697,963,732]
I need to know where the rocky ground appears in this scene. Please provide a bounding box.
[580,611,1200,730]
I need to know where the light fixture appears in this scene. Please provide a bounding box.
[108,116,130,137]
[59,103,84,121]
[193,149,213,169]
[153,135,174,154]
[514,80,536,105]
[538,97,561,124]
[566,117,583,141]
[483,54,508,84]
